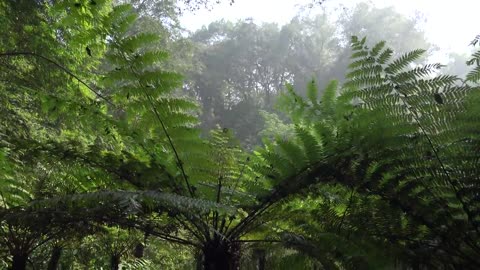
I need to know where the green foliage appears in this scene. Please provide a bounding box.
[0,1,214,268]
[2,2,317,268]
[2,0,480,268]
[344,39,480,267]
[258,110,295,140]
[466,35,480,83]
[187,4,431,147]
[273,35,480,268]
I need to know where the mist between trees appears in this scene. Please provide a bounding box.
[1,0,480,269]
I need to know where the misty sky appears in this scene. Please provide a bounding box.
[180,0,479,57]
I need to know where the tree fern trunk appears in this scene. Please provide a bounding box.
[195,250,203,270]
[110,254,120,270]
[203,241,241,270]
[255,249,266,270]
[134,243,144,258]
[47,246,63,270]
[11,254,27,270]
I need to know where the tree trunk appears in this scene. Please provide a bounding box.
[110,254,121,270]
[47,246,63,270]
[202,241,240,270]
[134,243,144,258]
[11,254,27,270]
[254,249,266,270]
[195,250,203,270]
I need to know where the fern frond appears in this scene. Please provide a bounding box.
[306,80,319,106]
[385,49,426,74]
[370,41,386,57]
[377,48,394,64]
[466,66,480,83]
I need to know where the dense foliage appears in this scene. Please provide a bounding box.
[1,0,479,269]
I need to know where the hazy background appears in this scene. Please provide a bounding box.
[128,0,479,147]
[181,0,479,55]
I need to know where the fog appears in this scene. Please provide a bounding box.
[169,0,480,145]
[2,0,480,269]
[182,0,479,53]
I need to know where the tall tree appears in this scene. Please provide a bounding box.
[186,3,431,146]
[0,0,123,268]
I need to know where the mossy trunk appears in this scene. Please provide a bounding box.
[202,241,240,270]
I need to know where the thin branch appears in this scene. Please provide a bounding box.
[121,51,195,198]
[228,199,277,240]
[144,227,198,247]
[228,161,332,239]
[219,161,249,234]
[174,215,205,243]
[112,218,199,247]
[225,157,249,205]
[237,218,273,239]
[0,51,114,106]
[337,188,355,233]
[216,176,223,204]
[143,92,195,197]
[213,176,223,232]
[234,239,281,243]
[395,84,480,236]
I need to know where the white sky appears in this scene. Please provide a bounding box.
[180,0,479,56]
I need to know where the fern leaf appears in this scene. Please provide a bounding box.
[386,49,426,74]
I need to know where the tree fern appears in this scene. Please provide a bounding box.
[466,35,480,83]
[345,37,480,266]
[270,36,480,268]
[5,0,480,267]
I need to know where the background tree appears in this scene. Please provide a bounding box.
[184,2,432,147]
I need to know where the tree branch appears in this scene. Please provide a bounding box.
[0,51,114,106]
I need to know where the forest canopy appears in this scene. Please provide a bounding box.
[1,0,480,269]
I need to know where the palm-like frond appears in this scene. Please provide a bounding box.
[467,35,480,83]
[271,36,480,268]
